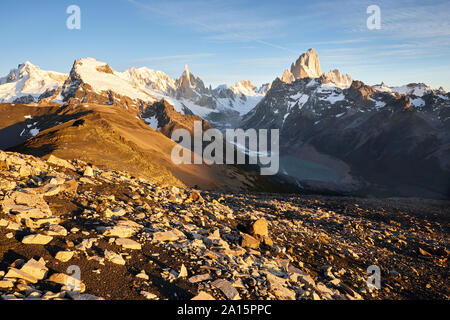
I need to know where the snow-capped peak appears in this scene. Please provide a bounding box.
[373,82,436,97]
[118,67,176,94]
[66,57,156,103]
[0,61,67,103]
[230,80,261,97]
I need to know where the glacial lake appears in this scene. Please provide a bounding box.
[279,155,341,182]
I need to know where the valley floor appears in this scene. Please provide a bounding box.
[0,150,448,300]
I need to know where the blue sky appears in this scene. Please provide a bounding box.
[1,0,449,90]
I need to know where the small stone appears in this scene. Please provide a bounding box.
[83,166,94,177]
[136,270,149,280]
[46,224,68,236]
[105,207,126,218]
[189,190,204,202]
[141,291,158,300]
[55,251,74,262]
[0,280,14,289]
[418,248,432,257]
[39,184,61,197]
[178,264,188,278]
[241,233,260,249]
[192,291,215,300]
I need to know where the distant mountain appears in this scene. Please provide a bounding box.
[1,53,449,198]
[0,58,267,129]
[0,62,67,104]
[242,49,450,199]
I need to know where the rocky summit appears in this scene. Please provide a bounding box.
[0,150,448,300]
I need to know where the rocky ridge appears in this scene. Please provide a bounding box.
[0,150,448,300]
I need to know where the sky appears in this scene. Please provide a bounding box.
[0,0,449,90]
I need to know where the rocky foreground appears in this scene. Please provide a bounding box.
[0,150,448,300]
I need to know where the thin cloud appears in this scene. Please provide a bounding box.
[126,0,297,53]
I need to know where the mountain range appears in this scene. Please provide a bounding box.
[0,49,449,198]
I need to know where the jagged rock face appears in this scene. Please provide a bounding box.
[243,76,450,198]
[281,69,295,84]
[175,65,214,107]
[320,70,352,89]
[290,48,322,79]
[119,67,177,95]
[140,99,211,138]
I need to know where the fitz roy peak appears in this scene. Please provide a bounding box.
[244,49,450,199]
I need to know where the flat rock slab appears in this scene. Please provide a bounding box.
[104,250,126,265]
[241,233,260,249]
[2,190,52,216]
[47,155,75,171]
[20,258,48,280]
[22,234,53,245]
[5,268,39,283]
[103,225,136,238]
[3,205,50,219]
[212,279,240,300]
[115,238,141,250]
[266,272,296,300]
[188,274,212,283]
[153,229,183,242]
